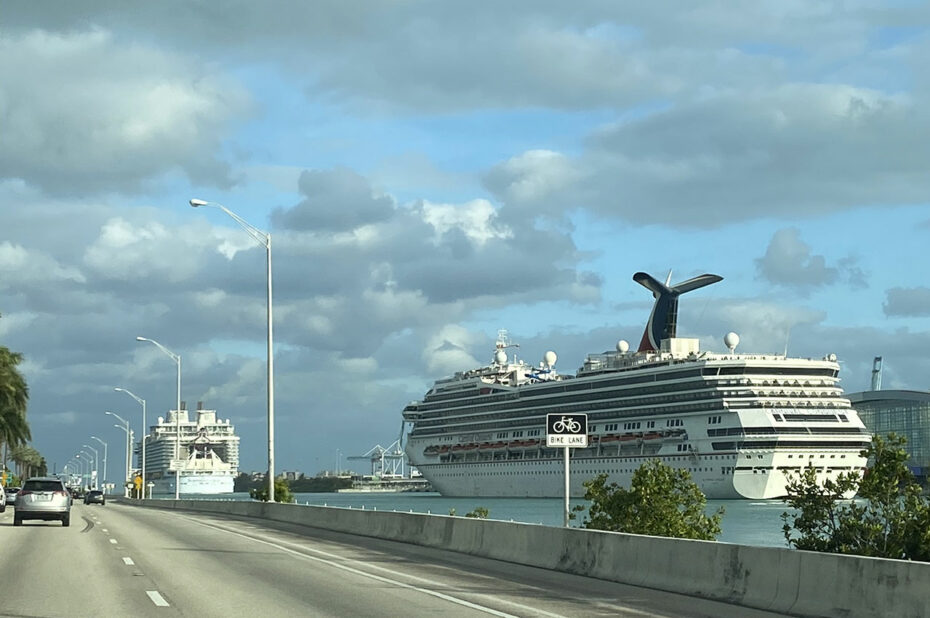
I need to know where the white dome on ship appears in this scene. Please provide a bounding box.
[543,350,557,367]
[724,332,740,353]
[617,340,630,353]
[494,349,508,365]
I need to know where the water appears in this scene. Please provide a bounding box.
[194,491,792,547]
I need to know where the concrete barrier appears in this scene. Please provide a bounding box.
[131,499,930,618]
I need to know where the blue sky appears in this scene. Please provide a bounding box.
[1,2,929,476]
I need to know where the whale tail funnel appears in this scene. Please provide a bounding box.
[634,271,722,352]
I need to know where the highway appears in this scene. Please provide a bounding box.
[0,501,793,617]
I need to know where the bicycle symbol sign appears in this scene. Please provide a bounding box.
[546,413,588,448]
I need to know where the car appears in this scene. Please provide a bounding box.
[14,477,72,526]
[84,490,105,505]
[4,486,20,506]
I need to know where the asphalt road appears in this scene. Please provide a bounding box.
[0,501,794,617]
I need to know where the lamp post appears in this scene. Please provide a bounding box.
[191,198,275,502]
[90,436,108,489]
[115,387,146,499]
[106,411,131,496]
[136,336,181,499]
[73,455,87,489]
[82,445,98,490]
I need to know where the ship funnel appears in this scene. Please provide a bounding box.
[634,271,723,352]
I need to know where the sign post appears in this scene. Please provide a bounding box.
[546,413,588,527]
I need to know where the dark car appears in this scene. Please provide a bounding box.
[84,490,106,505]
[14,477,72,526]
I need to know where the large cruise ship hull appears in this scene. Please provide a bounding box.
[149,473,235,496]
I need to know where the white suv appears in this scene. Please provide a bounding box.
[14,477,72,527]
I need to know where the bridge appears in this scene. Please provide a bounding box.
[0,500,925,617]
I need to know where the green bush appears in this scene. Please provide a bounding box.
[574,459,723,540]
[250,477,295,503]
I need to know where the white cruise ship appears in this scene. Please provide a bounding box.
[144,402,240,495]
[402,271,871,500]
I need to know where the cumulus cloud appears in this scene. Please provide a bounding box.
[754,228,866,291]
[271,168,394,232]
[883,287,930,317]
[0,28,249,195]
[487,85,930,227]
[755,228,837,288]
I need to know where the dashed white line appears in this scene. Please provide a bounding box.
[102,528,108,532]
[109,538,118,544]
[122,557,135,566]
[146,591,169,607]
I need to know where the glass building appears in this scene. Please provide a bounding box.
[847,390,930,485]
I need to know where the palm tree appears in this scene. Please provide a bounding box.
[0,337,32,478]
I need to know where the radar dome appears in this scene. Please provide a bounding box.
[616,340,630,353]
[494,349,508,365]
[543,351,557,367]
[724,332,740,353]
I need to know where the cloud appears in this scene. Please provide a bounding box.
[0,28,250,195]
[487,85,930,227]
[271,168,394,232]
[755,228,837,288]
[883,287,930,317]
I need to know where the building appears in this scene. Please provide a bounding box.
[847,389,930,485]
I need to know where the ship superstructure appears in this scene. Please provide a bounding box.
[144,401,240,495]
[402,272,871,499]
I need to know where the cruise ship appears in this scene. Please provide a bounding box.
[144,401,240,495]
[402,272,871,500]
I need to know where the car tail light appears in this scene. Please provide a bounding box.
[54,490,69,497]
[18,490,31,497]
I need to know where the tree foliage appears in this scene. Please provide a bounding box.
[0,344,31,448]
[574,459,723,540]
[782,434,930,560]
[250,477,295,503]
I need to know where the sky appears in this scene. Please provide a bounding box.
[2,2,929,477]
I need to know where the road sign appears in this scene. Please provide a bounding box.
[133,476,143,488]
[546,413,588,447]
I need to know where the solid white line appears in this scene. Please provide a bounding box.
[122,557,135,566]
[109,538,118,544]
[146,591,169,607]
[186,518,524,617]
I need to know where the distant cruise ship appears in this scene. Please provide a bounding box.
[145,402,240,495]
[402,271,871,500]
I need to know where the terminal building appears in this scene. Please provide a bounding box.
[847,357,930,486]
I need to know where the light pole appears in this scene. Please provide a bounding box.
[74,454,88,489]
[115,387,146,499]
[82,445,98,490]
[107,411,131,496]
[90,436,108,489]
[191,198,275,502]
[136,336,181,499]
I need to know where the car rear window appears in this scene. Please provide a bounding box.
[23,480,65,492]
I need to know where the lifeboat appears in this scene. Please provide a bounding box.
[600,434,619,443]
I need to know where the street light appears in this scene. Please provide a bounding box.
[136,336,181,499]
[106,410,132,495]
[191,198,275,502]
[115,387,146,499]
[90,436,108,488]
[74,454,88,489]
[82,445,98,490]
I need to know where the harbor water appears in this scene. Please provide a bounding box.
[195,492,792,547]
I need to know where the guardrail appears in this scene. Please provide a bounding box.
[130,499,930,618]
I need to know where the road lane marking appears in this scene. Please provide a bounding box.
[186,518,531,618]
[109,538,118,544]
[122,557,135,565]
[102,528,108,532]
[146,591,169,607]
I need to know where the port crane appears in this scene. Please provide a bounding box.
[347,439,407,478]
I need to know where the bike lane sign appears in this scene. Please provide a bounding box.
[546,413,588,447]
